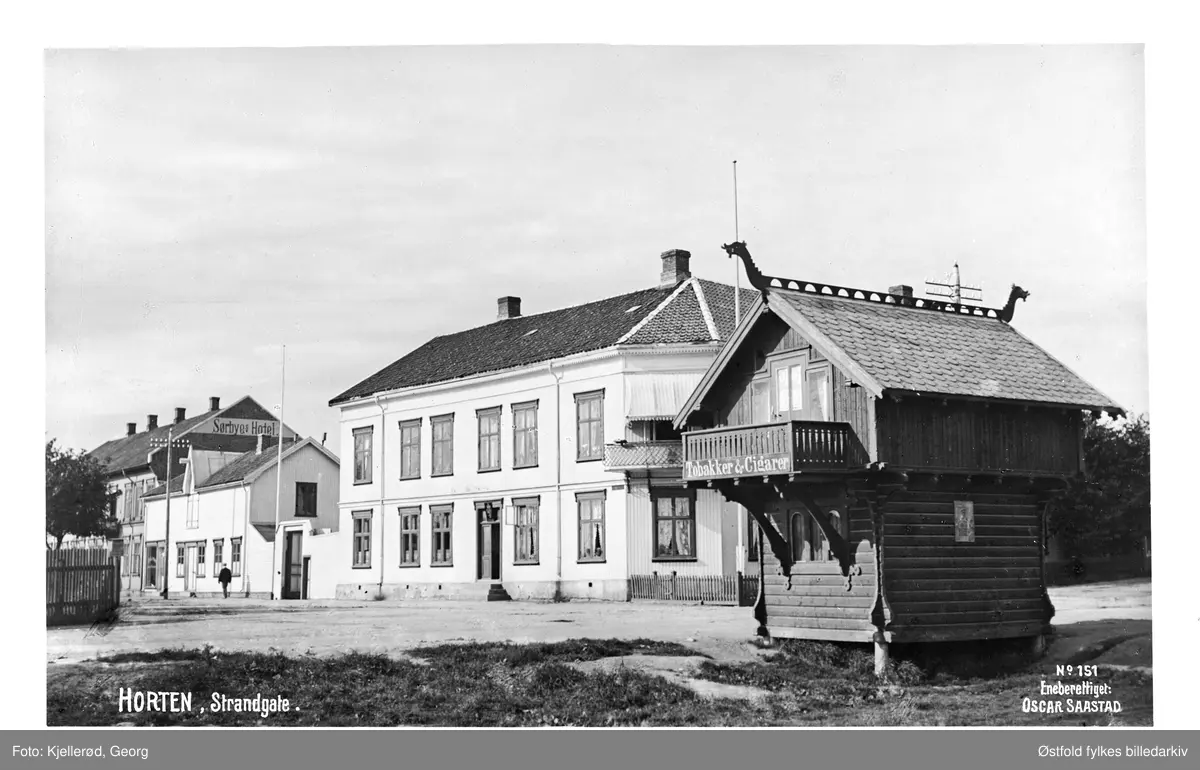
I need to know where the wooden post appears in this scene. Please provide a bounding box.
[874,633,889,677]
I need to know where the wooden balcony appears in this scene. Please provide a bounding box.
[682,420,865,481]
[604,440,685,471]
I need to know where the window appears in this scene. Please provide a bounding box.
[121,538,130,575]
[352,511,372,568]
[513,497,539,564]
[432,415,454,476]
[575,391,604,461]
[186,496,199,529]
[653,490,696,560]
[477,407,501,472]
[213,539,224,569]
[231,538,242,577]
[773,360,805,420]
[176,544,185,578]
[431,505,453,566]
[513,401,538,468]
[399,419,421,480]
[132,538,142,576]
[295,481,318,517]
[353,426,373,484]
[805,364,831,422]
[577,491,606,562]
[790,507,843,562]
[399,507,420,566]
[196,541,207,578]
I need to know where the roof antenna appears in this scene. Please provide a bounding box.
[733,160,741,323]
[924,262,982,306]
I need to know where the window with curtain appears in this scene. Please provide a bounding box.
[432,415,454,476]
[399,507,420,566]
[575,391,604,461]
[477,407,501,471]
[353,426,373,484]
[431,505,453,565]
[577,492,606,562]
[513,498,539,564]
[399,419,421,479]
[512,401,538,468]
[653,491,696,560]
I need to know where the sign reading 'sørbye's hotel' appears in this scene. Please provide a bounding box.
[683,451,791,480]
[193,417,293,439]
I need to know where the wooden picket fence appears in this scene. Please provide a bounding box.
[47,548,120,627]
[630,572,759,607]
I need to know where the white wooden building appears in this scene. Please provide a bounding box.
[142,436,340,599]
[327,250,758,602]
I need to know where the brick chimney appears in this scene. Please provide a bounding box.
[889,284,914,306]
[209,396,220,411]
[257,434,265,455]
[659,249,691,288]
[174,407,186,424]
[497,296,522,320]
[126,422,137,437]
[147,414,158,430]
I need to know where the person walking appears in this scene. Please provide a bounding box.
[218,563,233,598]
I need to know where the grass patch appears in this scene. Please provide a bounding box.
[48,637,1152,727]
[690,638,1152,726]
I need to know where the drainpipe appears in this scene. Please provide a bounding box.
[374,395,387,597]
[239,479,251,596]
[547,363,564,599]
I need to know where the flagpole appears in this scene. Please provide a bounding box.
[733,160,741,323]
[271,344,285,600]
[162,427,173,600]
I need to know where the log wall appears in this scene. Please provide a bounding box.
[879,485,1051,643]
[760,490,878,642]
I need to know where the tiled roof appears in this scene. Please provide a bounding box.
[88,410,221,476]
[329,279,759,405]
[774,290,1118,409]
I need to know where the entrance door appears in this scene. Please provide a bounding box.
[478,505,501,581]
[185,545,198,592]
[145,545,158,589]
[283,530,304,599]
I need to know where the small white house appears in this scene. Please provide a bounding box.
[327,249,758,602]
[143,436,340,599]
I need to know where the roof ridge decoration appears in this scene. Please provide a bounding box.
[690,278,720,341]
[722,240,1030,323]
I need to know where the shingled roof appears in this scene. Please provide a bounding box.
[88,409,221,476]
[329,278,758,406]
[771,290,1118,409]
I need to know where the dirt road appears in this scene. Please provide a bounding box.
[46,578,1152,667]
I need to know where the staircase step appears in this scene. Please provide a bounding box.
[486,582,512,602]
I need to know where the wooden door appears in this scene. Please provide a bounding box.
[185,545,198,592]
[479,522,501,580]
[283,531,304,599]
[145,545,157,589]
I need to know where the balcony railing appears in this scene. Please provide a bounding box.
[682,420,864,481]
[604,441,685,471]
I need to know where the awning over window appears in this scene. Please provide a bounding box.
[624,372,705,420]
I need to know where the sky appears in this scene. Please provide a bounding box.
[45,45,1147,459]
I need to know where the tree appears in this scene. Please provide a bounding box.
[1048,413,1151,566]
[45,440,118,549]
